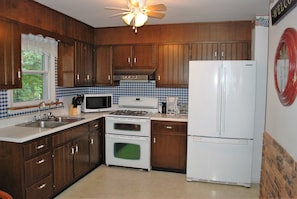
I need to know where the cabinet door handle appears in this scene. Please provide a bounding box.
[108,75,111,80]
[75,145,79,153]
[71,147,75,155]
[133,57,137,63]
[94,124,98,128]
[127,57,131,63]
[153,137,156,143]
[36,144,45,150]
[17,70,21,79]
[86,74,90,80]
[37,183,46,190]
[166,126,173,129]
[221,51,224,57]
[158,76,161,81]
[36,159,45,165]
[76,74,80,80]
[90,138,94,145]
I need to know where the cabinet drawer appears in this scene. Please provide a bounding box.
[24,152,52,186]
[23,137,50,159]
[152,121,187,134]
[26,174,53,199]
[52,128,73,147]
[71,123,89,139]
[89,120,99,132]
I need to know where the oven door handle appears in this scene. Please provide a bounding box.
[106,117,149,123]
[106,134,149,141]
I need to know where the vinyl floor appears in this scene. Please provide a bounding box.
[54,165,259,199]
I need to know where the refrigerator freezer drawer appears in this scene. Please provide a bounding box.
[186,136,253,187]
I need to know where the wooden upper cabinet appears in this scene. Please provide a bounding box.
[157,44,189,88]
[112,44,155,70]
[58,42,75,87]
[219,42,251,60]
[191,43,219,60]
[191,42,251,60]
[74,41,94,86]
[0,20,21,89]
[94,45,114,86]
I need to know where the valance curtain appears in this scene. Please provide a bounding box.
[21,34,57,56]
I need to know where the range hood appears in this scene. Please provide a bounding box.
[113,69,155,81]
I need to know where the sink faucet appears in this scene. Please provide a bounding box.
[38,101,46,120]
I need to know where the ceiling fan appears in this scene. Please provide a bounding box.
[105,0,166,32]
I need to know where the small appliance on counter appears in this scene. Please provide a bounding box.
[69,94,84,116]
[81,94,113,113]
[166,96,178,115]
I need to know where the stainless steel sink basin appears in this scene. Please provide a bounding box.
[50,116,85,123]
[17,120,68,128]
[16,116,85,128]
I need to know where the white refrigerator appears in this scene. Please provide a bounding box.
[186,60,256,187]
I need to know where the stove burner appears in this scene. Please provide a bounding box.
[109,110,149,116]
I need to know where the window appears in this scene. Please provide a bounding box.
[9,34,57,108]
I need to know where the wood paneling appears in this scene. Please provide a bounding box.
[0,0,94,43]
[157,44,189,87]
[95,21,252,45]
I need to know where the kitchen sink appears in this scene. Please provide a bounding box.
[47,116,85,123]
[17,120,69,128]
[16,116,85,128]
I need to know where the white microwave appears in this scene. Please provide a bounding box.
[81,94,113,113]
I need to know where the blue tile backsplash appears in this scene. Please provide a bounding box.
[0,81,188,119]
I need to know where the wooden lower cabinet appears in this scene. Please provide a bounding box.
[52,123,90,193]
[89,119,104,168]
[151,120,187,173]
[0,119,103,199]
[52,141,74,193]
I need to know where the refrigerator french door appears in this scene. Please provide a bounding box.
[186,60,256,187]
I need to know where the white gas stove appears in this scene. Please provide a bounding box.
[105,96,158,171]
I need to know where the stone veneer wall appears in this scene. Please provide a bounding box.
[260,132,297,198]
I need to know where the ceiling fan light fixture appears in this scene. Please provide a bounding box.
[134,12,148,27]
[122,13,135,25]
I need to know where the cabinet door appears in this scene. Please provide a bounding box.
[112,45,132,69]
[219,42,250,60]
[58,42,74,87]
[89,131,100,168]
[0,20,21,89]
[132,44,154,69]
[74,41,93,86]
[94,45,113,85]
[151,121,187,172]
[73,134,90,178]
[52,142,73,193]
[191,43,219,60]
[151,133,187,171]
[157,44,189,87]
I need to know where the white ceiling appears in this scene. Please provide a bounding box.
[34,0,269,28]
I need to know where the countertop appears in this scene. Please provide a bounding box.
[0,112,187,143]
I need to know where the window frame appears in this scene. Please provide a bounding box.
[8,34,57,110]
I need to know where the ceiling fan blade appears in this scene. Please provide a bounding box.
[109,12,130,17]
[146,11,165,19]
[145,4,167,11]
[105,6,130,12]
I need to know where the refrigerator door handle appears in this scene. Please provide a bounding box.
[217,66,222,134]
[221,66,227,134]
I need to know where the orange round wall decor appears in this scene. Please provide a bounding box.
[274,27,297,106]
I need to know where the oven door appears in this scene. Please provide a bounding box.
[105,134,151,171]
[105,116,150,137]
